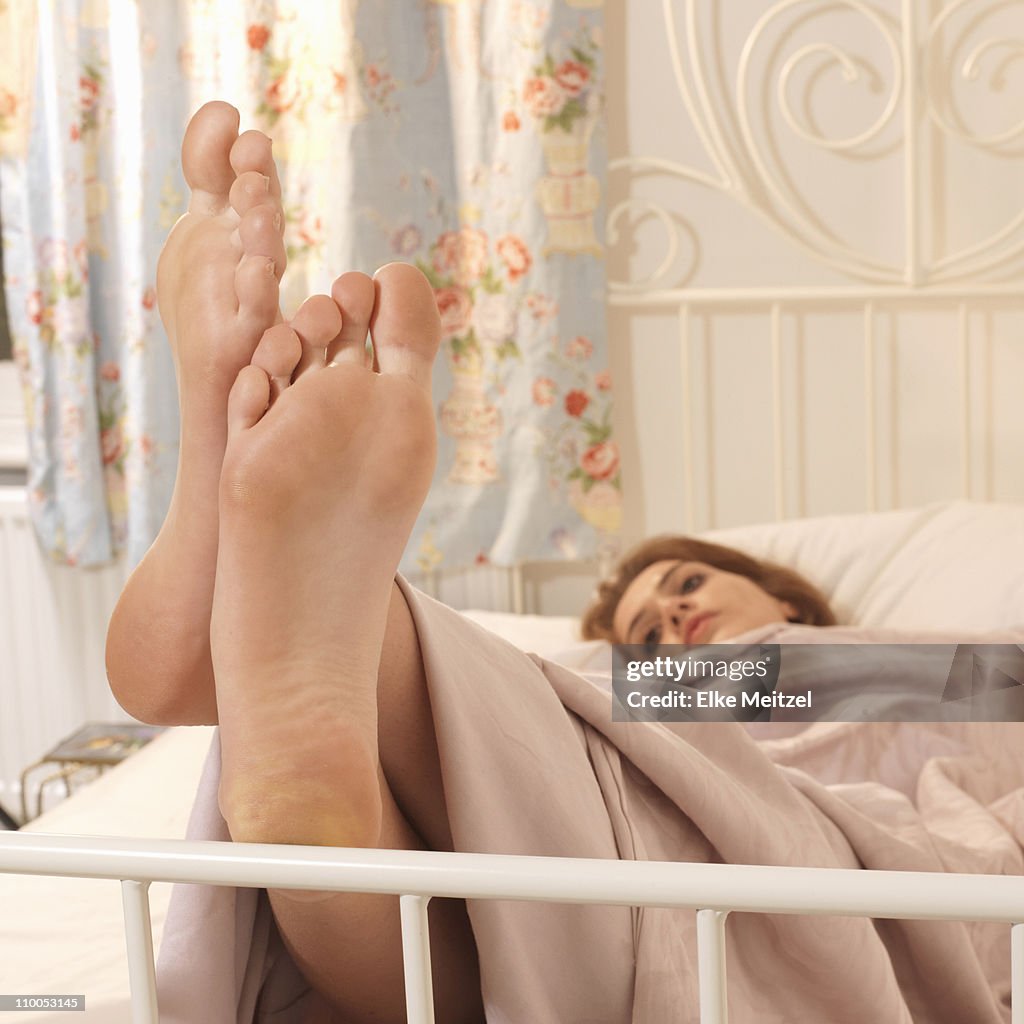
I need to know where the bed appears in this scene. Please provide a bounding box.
[1,499,1023,1022]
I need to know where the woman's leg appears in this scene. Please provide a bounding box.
[106,101,284,726]
[211,264,483,1023]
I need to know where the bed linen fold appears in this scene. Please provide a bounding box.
[157,579,1024,1023]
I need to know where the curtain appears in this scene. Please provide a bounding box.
[1,0,618,574]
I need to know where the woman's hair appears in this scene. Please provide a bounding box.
[581,535,836,641]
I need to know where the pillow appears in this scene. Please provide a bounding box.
[704,500,1024,632]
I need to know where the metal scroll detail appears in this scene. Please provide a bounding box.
[609,0,1024,291]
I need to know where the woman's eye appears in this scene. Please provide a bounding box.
[642,625,661,650]
[681,573,704,594]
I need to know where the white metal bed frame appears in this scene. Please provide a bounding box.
[1,831,1022,1024]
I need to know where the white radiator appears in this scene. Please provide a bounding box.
[0,488,129,814]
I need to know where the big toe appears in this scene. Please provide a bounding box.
[369,263,441,389]
[181,101,240,210]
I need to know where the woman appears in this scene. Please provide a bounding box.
[117,103,1021,1023]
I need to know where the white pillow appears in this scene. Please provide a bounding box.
[704,500,1024,632]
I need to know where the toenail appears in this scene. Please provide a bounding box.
[265,259,276,274]
[261,174,270,190]
[273,211,282,231]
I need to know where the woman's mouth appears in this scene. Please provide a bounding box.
[684,613,715,644]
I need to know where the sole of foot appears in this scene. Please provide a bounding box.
[212,262,441,847]
[158,99,287,427]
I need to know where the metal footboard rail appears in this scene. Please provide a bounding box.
[1,832,1022,1024]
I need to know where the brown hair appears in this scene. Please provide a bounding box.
[581,535,836,642]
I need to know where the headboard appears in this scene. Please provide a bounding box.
[606,0,1024,536]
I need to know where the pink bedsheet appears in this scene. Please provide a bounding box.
[157,579,1024,1022]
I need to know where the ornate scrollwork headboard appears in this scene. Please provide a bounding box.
[607,0,1024,532]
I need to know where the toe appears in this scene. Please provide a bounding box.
[252,324,302,403]
[292,295,344,378]
[235,255,280,336]
[182,101,240,212]
[229,129,283,198]
[369,263,441,388]
[227,364,270,437]
[327,272,375,367]
[237,203,286,266]
[235,203,284,337]
[229,170,281,220]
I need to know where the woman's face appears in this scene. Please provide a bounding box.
[612,559,797,647]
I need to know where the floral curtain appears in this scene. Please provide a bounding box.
[2,0,619,574]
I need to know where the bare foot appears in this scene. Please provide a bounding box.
[211,263,440,846]
[107,102,290,724]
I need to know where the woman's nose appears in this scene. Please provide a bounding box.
[657,595,690,638]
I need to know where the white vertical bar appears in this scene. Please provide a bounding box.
[958,303,971,499]
[703,313,717,529]
[889,312,900,508]
[697,908,729,1024]
[983,310,995,501]
[864,302,877,512]
[120,880,158,1024]
[770,304,785,521]
[510,563,526,615]
[794,315,806,518]
[401,894,435,1024]
[1013,923,1023,1024]
[679,304,696,532]
[902,0,921,286]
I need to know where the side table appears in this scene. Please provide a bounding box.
[19,721,165,824]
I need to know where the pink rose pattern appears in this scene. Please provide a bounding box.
[0,87,18,139]
[521,29,600,135]
[9,1,610,569]
[531,329,620,535]
[419,228,525,378]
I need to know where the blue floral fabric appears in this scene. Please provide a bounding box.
[1,1,618,572]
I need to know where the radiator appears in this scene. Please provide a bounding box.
[0,488,129,813]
